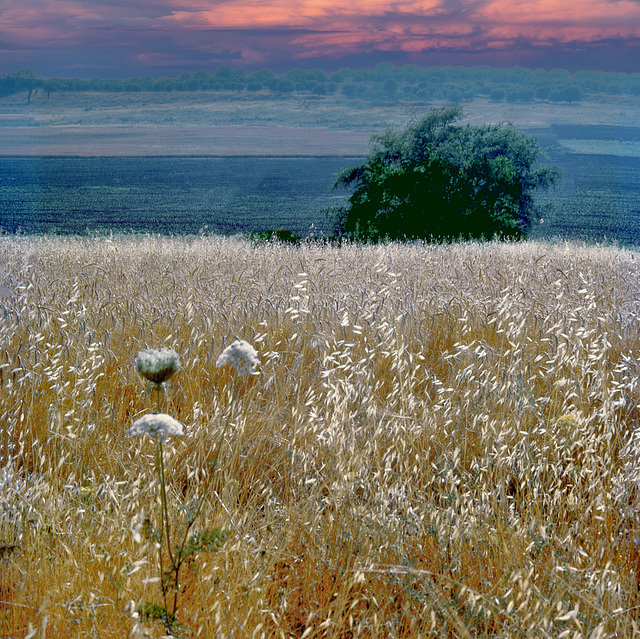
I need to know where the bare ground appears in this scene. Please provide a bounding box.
[0,124,373,156]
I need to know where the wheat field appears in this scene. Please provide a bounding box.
[2,235,640,638]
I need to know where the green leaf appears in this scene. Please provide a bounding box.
[179,528,231,560]
[136,601,175,625]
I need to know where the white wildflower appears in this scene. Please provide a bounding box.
[126,413,184,441]
[136,348,181,384]
[216,339,260,377]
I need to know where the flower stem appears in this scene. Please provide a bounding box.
[157,438,174,568]
[169,373,239,617]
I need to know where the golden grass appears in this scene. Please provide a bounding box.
[2,235,640,637]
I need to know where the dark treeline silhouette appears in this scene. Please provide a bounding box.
[2,64,640,103]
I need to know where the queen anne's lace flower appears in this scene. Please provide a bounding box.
[136,348,181,384]
[216,340,260,377]
[126,413,184,440]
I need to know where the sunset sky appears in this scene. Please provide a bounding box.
[1,0,639,78]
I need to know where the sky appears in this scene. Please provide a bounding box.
[1,0,640,78]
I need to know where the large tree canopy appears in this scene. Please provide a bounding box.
[332,107,558,242]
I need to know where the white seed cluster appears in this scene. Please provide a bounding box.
[136,348,181,384]
[126,413,185,440]
[216,339,260,377]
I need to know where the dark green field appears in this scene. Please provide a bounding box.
[528,124,640,245]
[1,146,639,243]
[533,151,640,245]
[0,156,357,236]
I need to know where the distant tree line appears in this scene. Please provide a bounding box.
[3,64,640,104]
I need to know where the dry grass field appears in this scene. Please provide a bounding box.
[2,235,640,638]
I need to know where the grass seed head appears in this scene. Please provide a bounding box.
[216,339,260,376]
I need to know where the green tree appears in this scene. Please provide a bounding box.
[548,86,582,102]
[536,86,551,100]
[43,78,64,97]
[214,66,233,80]
[249,69,276,83]
[247,81,263,92]
[383,77,399,98]
[0,69,36,100]
[332,107,558,243]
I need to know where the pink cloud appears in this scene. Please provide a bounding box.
[159,0,640,55]
[1,0,639,75]
[477,0,640,43]
[479,0,640,23]
[290,16,479,59]
[162,0,446,28]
